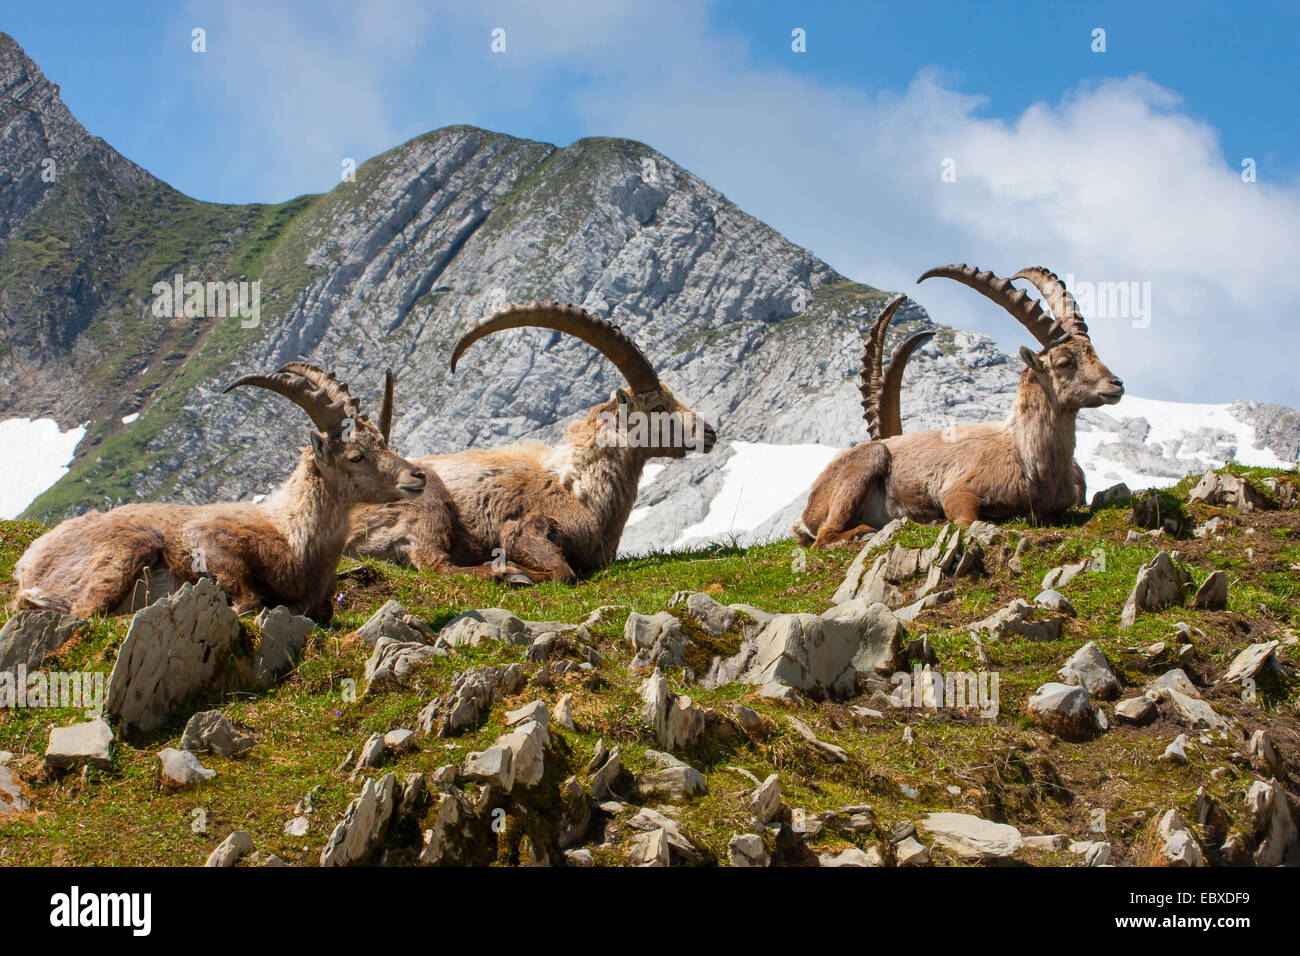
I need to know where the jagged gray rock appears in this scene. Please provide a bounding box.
[363,636,446,694]
[1120,551,1190,628]
[180,711,254,757]
[157,748,216,788]
[106,579,242,733]
[920,813,1022,861]
[1057,641,1121,700]
[45,718,113,770]
[320,773,398,866]
[0,610,85,670]
[639,670,704,751]
[253,605,314,687]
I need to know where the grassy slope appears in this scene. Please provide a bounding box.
[1,465,1296,866]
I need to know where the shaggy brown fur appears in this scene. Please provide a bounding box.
[349,385,716,581]
[798,267,1122,548]
[15,371,427,620]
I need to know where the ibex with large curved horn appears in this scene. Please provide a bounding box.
[347,301,717,581]
[15,364,428,620]
[797,266,1122,548]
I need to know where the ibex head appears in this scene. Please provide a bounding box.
[918,265,1124,411]
[451,301,717,459]
[225,363,428,501]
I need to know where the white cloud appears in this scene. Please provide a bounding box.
[173,0,1300,406]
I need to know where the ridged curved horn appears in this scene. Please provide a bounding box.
[378,369,395,444]
[450,300,659,394]
[1012,267,1089,339]
[859,294,906,438]
[878,331,935,438]
[223,361,360,435]
[917,264,1056,348]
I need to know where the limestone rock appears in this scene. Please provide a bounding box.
[895,835,930,866]
[106,579,242,733]
[1188,470,1266,511]
[204,830,254,867]
[438,608,528,648]
[818,846,876,867]
[639,764,708,800]
[972,599,1063,642]
[1246,778,1297,867]
[462,744,515,792]
[639,670,705,751]
[750,773,783,824]
[0,765,29,817]
[0,609,85,670]
[1153,809,1206,867]
[1191,571,1228,611]
[180,711,255,757]
[625,611,689,672]
[1057,641,1121,700]
[1156,687,1231,732]
[157,747,216,788]
[1222,641,1281,684]
[320,773,398,866]
[728,833,770,867]
[1120,551,1190,629]
[45,718,113,770]
[1115,695,1156,724]
[352,600,433,646]
[363,636,445,694]
[1026,682,1094,737]
[417,663,526,736]
[920,812,1022,861]
[1033,589,1076,617]
[252,605,314,687]
[1041,559,1089,590]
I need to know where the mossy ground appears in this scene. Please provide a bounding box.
[1,465,1297,866]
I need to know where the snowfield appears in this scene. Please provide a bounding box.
[0,418,86,519]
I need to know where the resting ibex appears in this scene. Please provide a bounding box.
[15,364,428,620]
[797,266,1122,547]
[347,301,717,581]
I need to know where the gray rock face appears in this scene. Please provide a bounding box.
[972,599,1063,643]
[1192,571,1228,611]
[353,600,435,647]
[639,671,705,751]
[0,610,85,670]
[1246,778,1297,867]
[106,579,242,733]
[253,605,314,687]
[437,608,529,648]
[639,763,708,800]
[1026,682,1094,737]
[45,718,113,770]
[750,773,783,824]
[1188,470,1266,511]
[180,711,255,757]
[204,830,255,867]
[320,773,398,866]
[1156,687,1231,732]
[728,833,770,867]
[1057,642,1121,700]
[416,663,526,736]
[739,601,903,700]
[0,765,29,816]
[157,748,216,788]
[1222,641,1281,684]
[625,611,689,672]
[1154,809,1207,867]
[1120,551,1191,628]
[920,813,1022,861]
[363,636,446,694]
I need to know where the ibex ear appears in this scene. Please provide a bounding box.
[613,388,631,405]
[1019,346,1046,373]
[309,431,330,465]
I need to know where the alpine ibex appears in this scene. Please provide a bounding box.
[797,266,1122,547]
[347,301,717,581]
[15,363,428,620]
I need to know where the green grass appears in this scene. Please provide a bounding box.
[3,467,1299,866]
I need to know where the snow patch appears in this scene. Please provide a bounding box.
[675,441,840,545]
[0,418,86,519]
[121,412,140,424]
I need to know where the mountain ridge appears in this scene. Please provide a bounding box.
[0,33,1295,551]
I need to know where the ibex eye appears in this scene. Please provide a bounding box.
[348,451,364,462]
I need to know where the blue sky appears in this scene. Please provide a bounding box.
[5,1,1300,405]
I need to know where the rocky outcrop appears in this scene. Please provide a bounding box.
[106,579,242,733]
